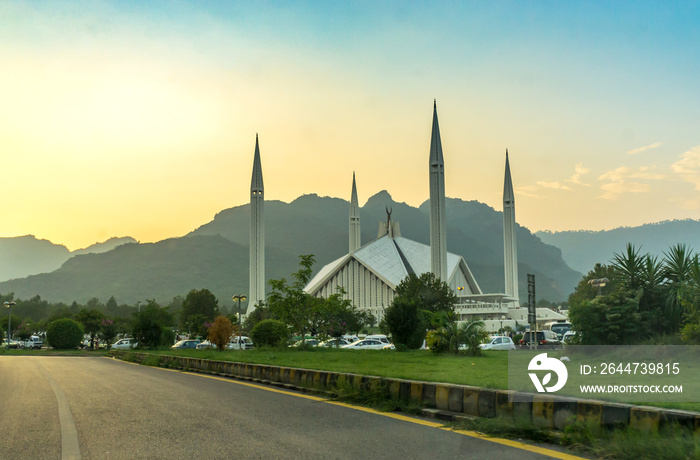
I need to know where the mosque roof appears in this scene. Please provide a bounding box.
[305,235,473,294]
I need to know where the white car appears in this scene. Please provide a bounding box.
[111,338,138,350]
[562,331,578,343]
[341,339,386,350]
[363,334,391,345]
[196,340,218,349]
[227,336,255,350]
[479,336,516,351]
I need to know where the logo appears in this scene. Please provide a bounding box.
[528,353,568,393]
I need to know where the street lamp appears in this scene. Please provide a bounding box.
[136,300,142,313]
[4,301,16,348]
[500,315,506,335]
[232,295,247,348]
[587,278,609,297]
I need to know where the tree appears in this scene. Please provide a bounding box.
[394,272,457,314]
[100,319,118,348]
[568,263,617,308]
[207,316,233,351]
[662,244,694,332]
[383,273,458,349]
[46,318,84,349]
[132,300,173,348]
[242,303,273,333]
[15,320,33,341]
[106,296,118,311]
[76,308,105,349]
[250,319,289,347]
[568,290,644,345]
[0,314,23,338]
[179,289,220,331]
[383,296,425,349]
[267,255,320,342]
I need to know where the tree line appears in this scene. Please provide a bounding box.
[568,243,700,345]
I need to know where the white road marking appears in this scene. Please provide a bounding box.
[37,361,82,460]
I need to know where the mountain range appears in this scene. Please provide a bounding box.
[535,219,700,274]
[0,191,585,308]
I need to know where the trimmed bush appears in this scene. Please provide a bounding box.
[47,318,84,349]
[250,319,289,347]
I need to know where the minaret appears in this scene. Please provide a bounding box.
[429,101,447,281]
[349,172,361,252]
[503,149,519,301]
[249,134,265,312]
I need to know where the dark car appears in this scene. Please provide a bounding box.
[519,331,561,347]
[171,339,201,349]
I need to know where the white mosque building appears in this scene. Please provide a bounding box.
[247,102,566,330]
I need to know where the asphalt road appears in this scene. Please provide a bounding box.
[0,356,586,460]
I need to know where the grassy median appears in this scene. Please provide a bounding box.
[155,347,508,389]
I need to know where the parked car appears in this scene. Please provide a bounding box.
[111,338,138,350]
[290,338,320,347]
[480,336,516,351]
[341,339,386,350]
[519,331,561,347]
[227,336,255,350]
[363,334,391,345]
[317,338,350,347]
[171,339,201,349]
[562,331,578,343]
[2,338,21,349]
[196,340,218,350]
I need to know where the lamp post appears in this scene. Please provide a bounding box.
[4,301,15,348]
[232,295,247,348]
[500,315,505,335]
[136,300,142,313]
[587,278,609,297]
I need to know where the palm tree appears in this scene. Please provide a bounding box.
[612,243,646,291]
[434,318,487,355]
[662,244,694,331]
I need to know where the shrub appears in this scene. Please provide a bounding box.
[160,327,176,347]
[250,319,289,347]
[383,297,425,349]
[207,316,233,350]
[46,318,84,349]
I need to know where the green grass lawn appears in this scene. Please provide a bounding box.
[156,347,508,388]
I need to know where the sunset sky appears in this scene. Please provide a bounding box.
[2,1,699,251]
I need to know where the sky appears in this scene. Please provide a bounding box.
[1,0,699,251]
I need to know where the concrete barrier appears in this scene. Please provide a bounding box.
[109,351,697,433]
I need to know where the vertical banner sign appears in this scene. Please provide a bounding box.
[527,274,536,325]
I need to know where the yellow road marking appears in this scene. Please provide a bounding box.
[109,357,588,459]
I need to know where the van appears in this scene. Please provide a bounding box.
[227,336,255,350]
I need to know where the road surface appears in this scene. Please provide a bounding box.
[0,356,587,459]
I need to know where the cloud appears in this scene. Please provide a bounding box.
[536,181,572,191]
[566,162,590,185]
[597,165,664,200]
[626,142,662,155]
[514,185,541,198]
[671,146,700,191]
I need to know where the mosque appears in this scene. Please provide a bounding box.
[246,102,566,331]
